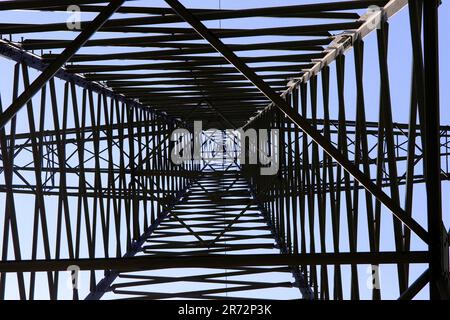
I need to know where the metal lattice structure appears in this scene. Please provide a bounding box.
[0,0,448,300]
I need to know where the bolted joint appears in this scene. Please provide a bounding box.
[358,4,386,32]
[328,33,353,55]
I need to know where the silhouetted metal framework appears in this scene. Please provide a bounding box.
[0,0,448,300]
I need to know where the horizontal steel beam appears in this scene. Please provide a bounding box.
[0,252,429,273]
[0,0,126,130]
[12,2,369,21]
[41,39,329,63]
[0,0,134,11]
[19,23,354,49]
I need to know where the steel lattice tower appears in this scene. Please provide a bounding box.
[0,0,448,300]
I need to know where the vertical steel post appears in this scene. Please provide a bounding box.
[423,0,450,300]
